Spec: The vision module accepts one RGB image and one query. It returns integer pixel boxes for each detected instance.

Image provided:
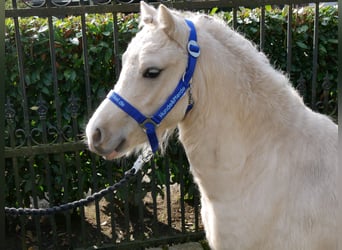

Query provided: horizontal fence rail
[3,0,338,249]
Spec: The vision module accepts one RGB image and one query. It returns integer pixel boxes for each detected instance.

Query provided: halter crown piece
[107,19,200,153]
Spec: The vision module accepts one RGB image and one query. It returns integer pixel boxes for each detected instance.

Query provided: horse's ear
[140,1,157,25]
[158,4,175,35]
[158,4,188,45]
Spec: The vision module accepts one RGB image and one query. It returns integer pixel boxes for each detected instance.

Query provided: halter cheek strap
[107,19,200,153]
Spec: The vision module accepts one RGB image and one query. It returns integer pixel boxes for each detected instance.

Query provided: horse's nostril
[92,128,102,146]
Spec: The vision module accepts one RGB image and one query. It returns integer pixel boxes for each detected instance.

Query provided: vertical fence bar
[47,15,72,245]
[165,157,172,227]
[106,161,117,242]
[30,162,42,249]
[6,102,27,248]
[69,95,87,246]
[113,13,122,79]
[5,99,27,250]
[178,155,186,233]
[259,5,265,51]
[136,170,144,240]
[232,7,238,30]
[122,160,130,241]
[0,1,5,247]
[80,14,93,117]
[311,2,319,110]
[286,4,293,76]
[80,12,104,244]
[194,186,200,232]
[105,13,121,243]
[80,11,103,240]
[12,0,42,246]
[150,159,159,238]
[339,1,341,125]
[37,98,58,248]
[321,73,332,114]
[92,155,102,238]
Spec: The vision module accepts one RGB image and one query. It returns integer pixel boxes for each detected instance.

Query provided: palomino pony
[86,2,338,249]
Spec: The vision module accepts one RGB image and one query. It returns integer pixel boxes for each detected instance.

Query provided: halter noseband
[107,19,200,153]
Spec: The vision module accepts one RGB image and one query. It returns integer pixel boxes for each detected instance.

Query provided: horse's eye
[143,67,161,78]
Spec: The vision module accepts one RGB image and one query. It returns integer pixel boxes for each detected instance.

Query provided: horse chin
[102,138,128,160]
[102,140,149,161]
[103,150,120,160]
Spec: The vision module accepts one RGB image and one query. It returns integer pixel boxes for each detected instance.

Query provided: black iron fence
[2,0,338,249]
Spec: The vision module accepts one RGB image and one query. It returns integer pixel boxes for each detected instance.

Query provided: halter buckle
[187,40,200,58]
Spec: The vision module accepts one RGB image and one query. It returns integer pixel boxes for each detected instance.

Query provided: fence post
[0,1,6,248]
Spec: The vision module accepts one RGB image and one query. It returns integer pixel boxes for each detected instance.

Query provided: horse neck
[178,19,302,174]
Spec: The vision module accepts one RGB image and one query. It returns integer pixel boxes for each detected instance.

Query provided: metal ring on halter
[139,118,159,132]
[187,40,200,58]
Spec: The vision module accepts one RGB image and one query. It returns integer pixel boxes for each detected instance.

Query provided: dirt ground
[83,183,204,244]
[5,184,204,249]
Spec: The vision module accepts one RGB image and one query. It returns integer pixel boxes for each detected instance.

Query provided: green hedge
[232,5,338,103]
[4,6,338,210]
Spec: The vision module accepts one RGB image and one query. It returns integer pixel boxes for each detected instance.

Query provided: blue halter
[107,19,200,153]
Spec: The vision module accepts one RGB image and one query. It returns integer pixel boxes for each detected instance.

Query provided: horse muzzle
[86,122,127,160]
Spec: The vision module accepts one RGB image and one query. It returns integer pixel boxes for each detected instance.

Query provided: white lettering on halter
[112,94,125,108]
[157,86,186,119]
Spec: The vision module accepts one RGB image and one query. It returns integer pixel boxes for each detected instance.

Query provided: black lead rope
[5,151,153,216]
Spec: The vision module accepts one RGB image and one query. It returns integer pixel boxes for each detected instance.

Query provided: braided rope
[5,151,153,216]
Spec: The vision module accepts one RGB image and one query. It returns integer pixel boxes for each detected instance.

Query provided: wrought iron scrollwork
[5,97,16,124]
[5,97,26,148]
[22,0,46,8]
[31,95,48,145]
[20,0,172,8]
[51,0,72,7]
[61,124,73,142]
[321,73,333,91]
[5,93,84,147]
[93,0,112,4]
[68,94,80,119]
[36,95,48,120]
[20,0,129,8]
[5,97,16,146]
[294,73,336,120]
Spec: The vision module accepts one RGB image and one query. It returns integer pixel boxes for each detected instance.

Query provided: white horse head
[86,2,195,159]
[86,3,337,249]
